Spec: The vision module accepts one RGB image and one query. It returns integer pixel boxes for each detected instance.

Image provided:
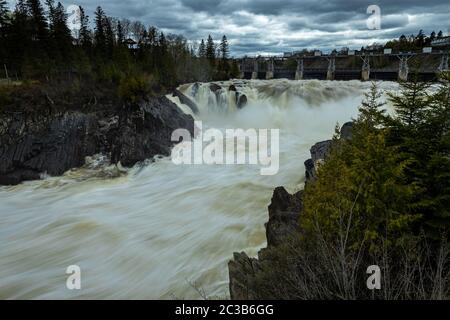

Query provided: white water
[0,79,398,299]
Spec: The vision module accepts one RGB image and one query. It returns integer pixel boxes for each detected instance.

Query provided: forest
[0,0,239,106]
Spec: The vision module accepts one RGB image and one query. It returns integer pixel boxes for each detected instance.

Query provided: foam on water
[0,79,399,299]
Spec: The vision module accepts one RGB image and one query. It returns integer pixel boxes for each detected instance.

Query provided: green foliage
[0,83,13,108]
[302,77,450,255]
[250,78,450,300]
[118,74,154,103]
[0,1,236,90]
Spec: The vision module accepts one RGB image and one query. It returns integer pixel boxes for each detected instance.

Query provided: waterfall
[0,79,399,299]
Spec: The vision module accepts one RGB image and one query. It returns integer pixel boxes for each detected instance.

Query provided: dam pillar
[398,55,411,82]
[295,59,304,80]
[438,53,449,73]
[238,62,244,79]
[326,57,335,80]
[361,55,370,81]
[251,59,259,79]
[266,58,274,79]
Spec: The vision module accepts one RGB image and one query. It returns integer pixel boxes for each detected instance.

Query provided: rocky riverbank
[228,122,353,300]
[0,95,194,185]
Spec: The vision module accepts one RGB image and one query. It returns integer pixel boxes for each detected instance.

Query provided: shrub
[118,74,155,103]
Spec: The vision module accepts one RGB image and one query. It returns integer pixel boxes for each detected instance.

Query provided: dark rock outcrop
[209,83,222,93]
[229,84,237,92]
[266,187,303,247]
[228,252,261,300]
[228,122,353,300]
[172,89,199,114]
[228,187,303,299]
[237,94,248,109]
[304,122,353,183]
[0,96,194,185]
[304,140,332,182]
[340,121,353,140]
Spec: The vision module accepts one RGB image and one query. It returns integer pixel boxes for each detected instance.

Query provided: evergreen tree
[430,31,436,41]
[206,35,215,61]
[357,82,387,129]
[219,35,229,61]
[26,0,49,43]
[198,39,206,58]
[388,79,430,128]
[94,6,106,52]
[104,16,115,57]
[78,6,91,49]
[51,2,73,58]
[0,0,9,29]
[117,20,124,45]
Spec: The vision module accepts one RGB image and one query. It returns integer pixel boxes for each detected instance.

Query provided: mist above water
[0,79,398,299]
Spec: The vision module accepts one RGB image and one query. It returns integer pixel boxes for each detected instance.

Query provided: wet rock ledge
[0,96,194,185]
[228,122,353,300]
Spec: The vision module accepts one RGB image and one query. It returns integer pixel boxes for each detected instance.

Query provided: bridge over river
[238,51,449,82]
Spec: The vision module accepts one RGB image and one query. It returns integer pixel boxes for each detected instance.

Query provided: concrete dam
[238,51,449,82]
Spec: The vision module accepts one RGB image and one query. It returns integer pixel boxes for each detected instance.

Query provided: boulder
[209,83,222,93]
[340,121,353,140]
[229,84,237,92]
[237,94,248,109]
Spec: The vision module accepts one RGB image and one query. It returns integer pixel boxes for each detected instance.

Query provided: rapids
[0,79,398,299]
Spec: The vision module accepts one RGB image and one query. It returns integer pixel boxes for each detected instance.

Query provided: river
[0,79,398,299]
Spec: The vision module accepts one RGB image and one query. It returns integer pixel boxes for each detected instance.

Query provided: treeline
[383,30,448,52]
[250,74,450,299]
[0,0,239,98]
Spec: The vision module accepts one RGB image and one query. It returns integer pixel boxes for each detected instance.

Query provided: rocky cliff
[228,122,352,300]
[0,96,194,185]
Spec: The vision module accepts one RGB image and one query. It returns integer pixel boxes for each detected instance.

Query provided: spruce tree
[26,0,48,43]
[117,20,124,45]
[357,82,387,129]
[388,79,430,128]
[78,6,91,49]
[94,6,106,53]
[206,35,215,61]
[219,35,229,61]
[52,2,73,58]
[104,16,115,57]
[0,0,8,29]
[198,39,206,58]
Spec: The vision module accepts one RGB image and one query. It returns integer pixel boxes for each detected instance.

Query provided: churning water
[0,79,398,299]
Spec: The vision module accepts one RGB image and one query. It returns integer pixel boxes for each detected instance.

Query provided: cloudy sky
[9,0,450,56]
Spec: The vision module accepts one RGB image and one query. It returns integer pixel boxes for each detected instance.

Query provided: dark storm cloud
[48,0,450,56]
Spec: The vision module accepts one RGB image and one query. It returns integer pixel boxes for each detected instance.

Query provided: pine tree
[117,20,124,45]
[26,0,48,43]
[430,31,436,41]
[206,35,215,61]
[219,35,229,61]
[198,39,206,58]
[51,2,73,58]
[94,6,106,52]
[357,82,387,129]
[104,16,115,57]
[0,0,9,29]
[78,6,91,49]
[388,79,430,128]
